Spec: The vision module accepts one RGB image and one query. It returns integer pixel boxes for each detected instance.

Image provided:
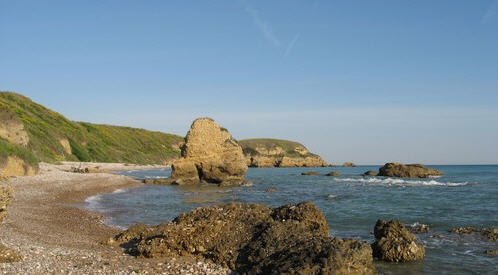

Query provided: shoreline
[0,163,230,274]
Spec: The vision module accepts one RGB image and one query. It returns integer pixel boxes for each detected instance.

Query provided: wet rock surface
[325,171,341,177]
[143,178,174,185]
[450,227,498,241]
[363,171,378,176]
[409,223,430,233]
[372,220,425,262]
[378,163,443,178]
[171,118,248,186]
[301,171,321,176]
[114,202,375,274]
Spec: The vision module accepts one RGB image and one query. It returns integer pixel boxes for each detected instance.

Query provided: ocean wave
[112,188,126,194]
[333,177,469,187]
[84,194,102,209]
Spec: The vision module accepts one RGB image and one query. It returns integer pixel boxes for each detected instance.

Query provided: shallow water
[86,165,498,274]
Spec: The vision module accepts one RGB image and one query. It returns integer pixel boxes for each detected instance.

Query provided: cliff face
[239,139,327,167]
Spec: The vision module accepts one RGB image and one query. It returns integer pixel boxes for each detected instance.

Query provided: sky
[1,0,497,165]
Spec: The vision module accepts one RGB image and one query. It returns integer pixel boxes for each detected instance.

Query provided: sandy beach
[0,163,230,274]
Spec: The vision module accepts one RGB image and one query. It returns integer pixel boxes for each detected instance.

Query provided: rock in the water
[343,162,356,167]
[450,226,498,241]
[325,171,341,177]
[143,178,175,185]
[363,171,378,176]
[301,171,321,176]
[485,250,498,255]
[265,187,277,193]
[372,220,425,262]
[114,202,375,274]
[409,223,430,233]
[170,118,248,186]
[378,163,443,178]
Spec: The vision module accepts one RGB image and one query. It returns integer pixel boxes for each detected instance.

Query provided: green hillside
[0,92,183,166]
[239,138,320,158]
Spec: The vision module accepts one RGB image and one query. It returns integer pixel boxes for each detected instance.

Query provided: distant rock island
[239,138,328,167]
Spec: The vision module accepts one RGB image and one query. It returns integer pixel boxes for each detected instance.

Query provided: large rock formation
[239,139,327,168]
[372,220,425,262]
[114,202,375,274]
[378,163,443,178]
[170,118,248,185]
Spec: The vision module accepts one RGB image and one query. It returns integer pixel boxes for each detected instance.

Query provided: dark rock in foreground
[372,220,425,262]
[114,202,375,274]
[378,163,443,178]
[301,171,321,176]
[450,227,498,241]
[325,171,341,177]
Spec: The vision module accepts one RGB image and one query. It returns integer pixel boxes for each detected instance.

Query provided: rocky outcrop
[170,118,247,186]
[0,156,37,178]
[0,182,13,223]
[378,163,443,178]
[301,171,321,176]
[372,220,425,262]
[343,162,356,167]
[114,202,375,274]
[240,139,327,168]
[325,171,341,177]
[450,227,498,241]
[363,171,378,176]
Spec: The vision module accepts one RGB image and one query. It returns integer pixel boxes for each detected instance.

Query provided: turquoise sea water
[85,166,498,274]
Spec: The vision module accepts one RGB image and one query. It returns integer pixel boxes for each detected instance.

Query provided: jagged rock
[170,118,247,186]
[0,182,13,223]
[409,223,430,233]
[378,163,443,178]
[240,139,328,168]
[143,178,175,185]
[301,171,321,176]
[343,162,356,167]
[114,202,375,274]
[485,250,498,255]
[372,220,425,262]
[450,227,498,241]
[325,171,341,177]
[0,243,21,263]
[363,171,378,176]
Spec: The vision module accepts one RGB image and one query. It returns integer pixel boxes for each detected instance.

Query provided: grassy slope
[0,92,183,165]
[239,138,320,158]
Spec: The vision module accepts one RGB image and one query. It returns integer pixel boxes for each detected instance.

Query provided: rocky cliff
[171,118,248,185]
[239,138,327,167]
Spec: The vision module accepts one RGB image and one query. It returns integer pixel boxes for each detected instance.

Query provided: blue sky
[1,0,497,164]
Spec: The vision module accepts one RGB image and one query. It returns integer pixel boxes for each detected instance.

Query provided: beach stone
[378,163,443,178]
[0,242,21,263]
[325,171,340,177]
[363,171,378,176]
[301,171,320,176]
[170,118,247,186]
[372,220,425,262]
[115,202,375,274]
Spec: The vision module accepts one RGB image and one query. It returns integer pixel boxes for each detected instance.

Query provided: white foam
[112,188,126,194]
[333,177,469,187]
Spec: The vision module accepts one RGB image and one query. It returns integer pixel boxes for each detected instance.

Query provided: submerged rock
[142,178,174,185]
[378,163,443,178]
[343,162,356,167]
[301,171,321,176]
[363,171,378,176]
[265,187,277,193]
[450,226,498,241]
[114,202,375,274]
[170,118,248,186]
[325,171,341,177]
[372,220,425,262]
[409,223,430,233]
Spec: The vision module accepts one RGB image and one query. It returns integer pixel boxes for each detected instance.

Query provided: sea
[85,165,498,274]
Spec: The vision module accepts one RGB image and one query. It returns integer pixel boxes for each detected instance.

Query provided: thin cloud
[284,33,300,57]
[481,0,498,23]
[244,4,281,47]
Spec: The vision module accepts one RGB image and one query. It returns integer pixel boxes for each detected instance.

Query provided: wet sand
[0,163,229,274]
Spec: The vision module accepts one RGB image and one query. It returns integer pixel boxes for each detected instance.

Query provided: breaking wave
[333,177,470,187]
